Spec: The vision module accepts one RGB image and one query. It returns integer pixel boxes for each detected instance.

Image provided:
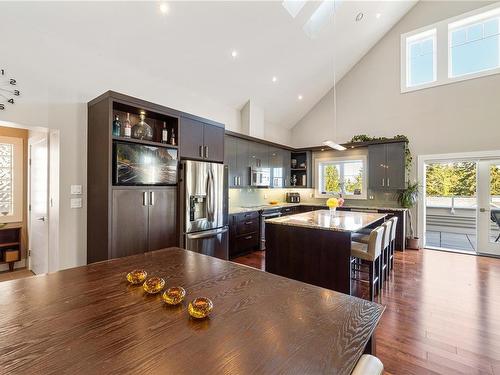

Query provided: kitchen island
[265,210,387,295]
[0,247,384,375]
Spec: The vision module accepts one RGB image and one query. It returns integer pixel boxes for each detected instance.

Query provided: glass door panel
[477,160,500,256]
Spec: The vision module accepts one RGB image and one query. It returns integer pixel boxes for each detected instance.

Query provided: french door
[477,160,500,256]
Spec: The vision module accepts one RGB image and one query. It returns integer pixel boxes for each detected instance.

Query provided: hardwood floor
[0,268,34,283]
[233,249,500,374]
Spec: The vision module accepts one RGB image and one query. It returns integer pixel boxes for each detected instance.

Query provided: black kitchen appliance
[286,192,301,203]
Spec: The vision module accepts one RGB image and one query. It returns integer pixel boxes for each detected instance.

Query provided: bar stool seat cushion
[351,354,384,375]
[352,233,370,244]
[351,242,375,261]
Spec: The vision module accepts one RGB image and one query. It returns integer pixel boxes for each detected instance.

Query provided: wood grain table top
[267,210,387,233]
[0,248,384,375]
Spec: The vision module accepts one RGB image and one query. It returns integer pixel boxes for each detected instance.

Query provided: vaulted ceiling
[0,1,417,129]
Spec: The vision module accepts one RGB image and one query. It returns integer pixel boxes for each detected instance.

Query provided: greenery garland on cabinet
[349,134,412,181]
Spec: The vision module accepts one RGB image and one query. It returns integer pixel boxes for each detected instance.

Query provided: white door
[477,159,500,256]
[29,138,49,275]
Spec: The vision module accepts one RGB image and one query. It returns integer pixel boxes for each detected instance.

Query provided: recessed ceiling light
[376,13,382,19]
[356,12,364,22]
[298,95,303,100]
[272,76,278,83]
[159,2,169,14]
[231,50,238,59]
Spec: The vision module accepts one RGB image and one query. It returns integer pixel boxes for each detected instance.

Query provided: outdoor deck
[425,197,500,252]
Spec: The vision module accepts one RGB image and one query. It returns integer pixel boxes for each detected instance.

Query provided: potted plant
[396,181,420,249]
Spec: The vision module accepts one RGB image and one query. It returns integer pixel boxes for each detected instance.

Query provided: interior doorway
[0,121,59,280]
[418,151,500,257]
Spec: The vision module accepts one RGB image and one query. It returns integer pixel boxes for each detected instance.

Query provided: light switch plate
[70,198,82,209]
[71,185,82,195]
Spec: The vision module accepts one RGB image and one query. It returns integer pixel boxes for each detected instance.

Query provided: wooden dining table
[0,248,384,375]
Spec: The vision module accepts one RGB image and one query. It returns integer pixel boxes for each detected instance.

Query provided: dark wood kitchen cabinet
[368,142,406,190]
[248,141,269,168]
[111,187,177,259]
[225,135,249,187]
[87,91,181,264]
[229,211,260,258]
[269,147,290,188]
[180,116,224,162]
[148,188,178,251]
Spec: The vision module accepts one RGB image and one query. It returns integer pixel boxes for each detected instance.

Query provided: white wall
[0,20,241,270]
[291,0,500,162]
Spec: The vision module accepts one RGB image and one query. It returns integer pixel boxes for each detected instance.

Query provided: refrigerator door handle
[187,227,228,240]
[206,168,215,222]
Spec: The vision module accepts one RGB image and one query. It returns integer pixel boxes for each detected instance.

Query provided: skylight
[303,0,337,39]
[282,0,307,19]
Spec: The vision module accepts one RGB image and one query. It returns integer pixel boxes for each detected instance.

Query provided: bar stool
[351,226,384,301]
[351,354,384,375]
[389,216,398,272]
[353,221,392,290]
[380,220,392,286]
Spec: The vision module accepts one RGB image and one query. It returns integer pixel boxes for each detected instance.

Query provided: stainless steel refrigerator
[180,160,229,260]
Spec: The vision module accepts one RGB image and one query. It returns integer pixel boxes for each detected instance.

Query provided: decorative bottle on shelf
[132,112,153,141]
[123,113,132,138]
[170,129,176,146]
[112,115,121,137]
[161,122,169,144]
[291,175,297,186]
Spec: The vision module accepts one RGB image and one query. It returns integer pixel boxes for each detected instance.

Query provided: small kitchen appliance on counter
[286,192,301,203]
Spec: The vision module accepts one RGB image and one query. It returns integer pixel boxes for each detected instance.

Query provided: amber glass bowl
[188,297,213,319]
[162,286,186,305]
[126,269,147,285]
[143,277,165,294]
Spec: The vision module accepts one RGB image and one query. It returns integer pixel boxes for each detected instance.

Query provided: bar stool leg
[369,260,375,302]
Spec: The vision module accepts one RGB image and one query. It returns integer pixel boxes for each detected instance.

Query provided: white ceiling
[0,1,417,130]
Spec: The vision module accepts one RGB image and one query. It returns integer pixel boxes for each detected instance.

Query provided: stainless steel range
[260,208,282,250]
[180,160,229,260]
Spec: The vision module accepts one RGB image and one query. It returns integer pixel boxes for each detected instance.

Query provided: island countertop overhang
[266,210,388,233]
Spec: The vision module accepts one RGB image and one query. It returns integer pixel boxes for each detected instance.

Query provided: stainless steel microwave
[250,167,270,187]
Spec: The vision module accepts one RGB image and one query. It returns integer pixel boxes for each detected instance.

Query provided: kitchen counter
[229,203,407,215]
[266,210,387,233]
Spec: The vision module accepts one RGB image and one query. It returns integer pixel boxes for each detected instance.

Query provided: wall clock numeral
[14,90,20,96]
[8,99,14,104]
[9,79,16,85]
[0,104,4,110]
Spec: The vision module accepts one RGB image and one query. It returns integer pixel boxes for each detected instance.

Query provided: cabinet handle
[142,191,148,206]
[387,178,390,187]
[204,146,209,159]
[382,178,385,187]
[237,176,241,186]
[149,191,155,206]
[244,235,253,240]
[234,176,238,186]
[199,145,203,158]
[244,221,253,225]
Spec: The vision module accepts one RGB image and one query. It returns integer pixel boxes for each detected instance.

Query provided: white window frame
[314,155,367,199]
[0,136,23,223]
[401,2,500,93]
[405,28,437,89]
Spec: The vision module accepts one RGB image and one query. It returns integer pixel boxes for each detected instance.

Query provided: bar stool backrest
[381,220,392,250]
[368,226,385,258]
[389,216,398,242]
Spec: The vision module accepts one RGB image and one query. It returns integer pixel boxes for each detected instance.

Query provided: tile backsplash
[229,188,401,208]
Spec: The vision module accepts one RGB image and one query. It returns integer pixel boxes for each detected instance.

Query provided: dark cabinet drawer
[236,219,259,235]
[236,211,259,221]
[235,232,259,252]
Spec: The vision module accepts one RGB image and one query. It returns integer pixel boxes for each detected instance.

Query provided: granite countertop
[265,210,387,232]
[228,203,407,215]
